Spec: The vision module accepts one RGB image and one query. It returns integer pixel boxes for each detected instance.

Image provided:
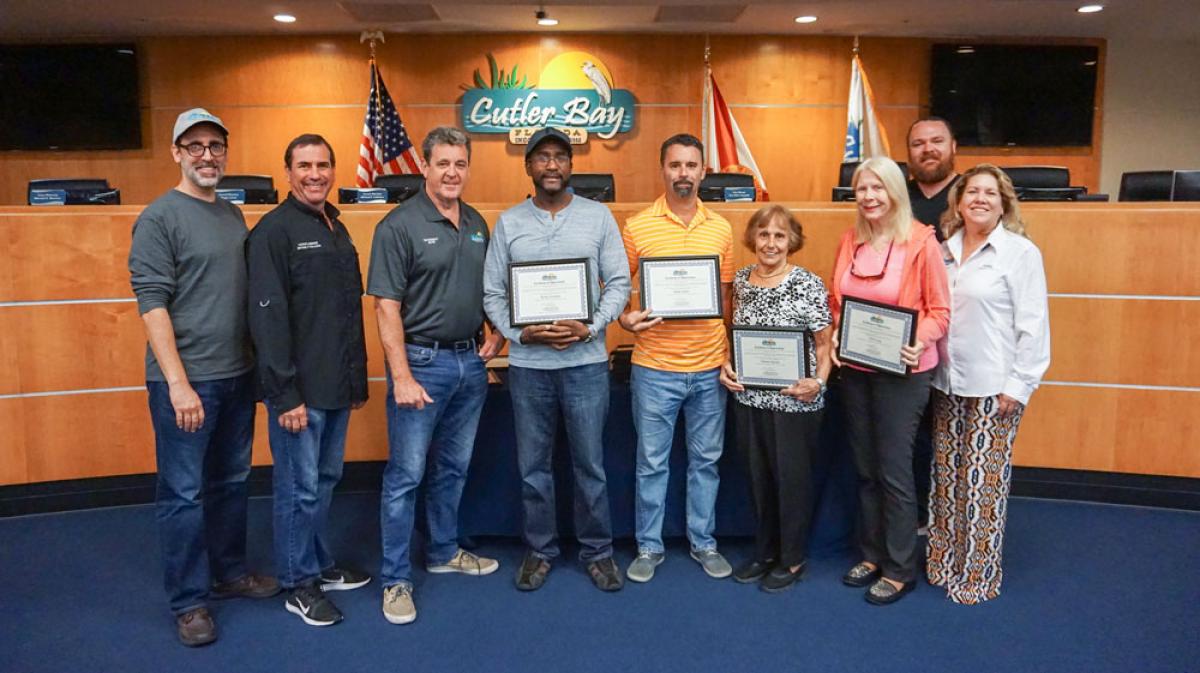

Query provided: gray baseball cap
[172,108,228,144]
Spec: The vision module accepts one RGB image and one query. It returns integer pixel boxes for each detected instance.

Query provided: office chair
[27,178,121,205]
[699,173,755,202]
[1118,171,1174,202]
[833,161,909,201]
[217,175,278,204]
[569,174,615,202]
[374,174,425,203]
[1170,170,1200,201]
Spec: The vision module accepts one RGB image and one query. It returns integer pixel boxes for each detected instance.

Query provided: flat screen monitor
[0,44,142,150]
[930,44,1098,147]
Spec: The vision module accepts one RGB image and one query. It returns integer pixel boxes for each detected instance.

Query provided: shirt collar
[285,193,340,223]
[946,221,1011,263]
[652,194,711,228]
[413,187,473,228]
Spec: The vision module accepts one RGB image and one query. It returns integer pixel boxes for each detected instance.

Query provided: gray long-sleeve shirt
[128,189,253,382]
[483,195,631,370]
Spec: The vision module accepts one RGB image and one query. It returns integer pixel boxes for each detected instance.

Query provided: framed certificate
[508,258,594,327]
[731,326,811,390]
[638,255,723,319]
[837,295,918,376]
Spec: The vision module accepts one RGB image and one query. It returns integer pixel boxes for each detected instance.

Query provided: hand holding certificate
[638,255,722,320]
[731,326,810,389]
[508,258,594,327]
[836,296,918,376]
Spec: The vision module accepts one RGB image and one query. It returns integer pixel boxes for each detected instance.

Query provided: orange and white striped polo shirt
[623,195,734,372]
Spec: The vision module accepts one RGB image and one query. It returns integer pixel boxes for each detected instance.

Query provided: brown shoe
[176,607,216,647]
[211,574,281,600]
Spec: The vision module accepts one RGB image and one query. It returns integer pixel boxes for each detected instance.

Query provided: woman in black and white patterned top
[719,204,833,593]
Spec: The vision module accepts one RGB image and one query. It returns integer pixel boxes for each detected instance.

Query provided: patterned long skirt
[926,390,1025,604]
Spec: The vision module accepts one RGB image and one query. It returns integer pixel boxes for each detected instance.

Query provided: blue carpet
[2,495,1197,673]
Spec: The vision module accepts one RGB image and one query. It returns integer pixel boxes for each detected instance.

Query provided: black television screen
[930,44,1098,147]
[0,44,142,151]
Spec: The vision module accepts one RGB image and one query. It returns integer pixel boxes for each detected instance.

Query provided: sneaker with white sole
[625,550,665,583]
[690,548,733,579]
[320,566,371,591]
[285,583,343,627]
[382,584,416,625]
[427,548,499,576]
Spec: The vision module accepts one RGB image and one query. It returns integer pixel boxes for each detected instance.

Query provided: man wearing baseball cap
[483,127,631,591]
[129,108,279,647]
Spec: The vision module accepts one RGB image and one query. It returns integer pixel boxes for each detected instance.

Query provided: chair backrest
[1000,166,1070,189]
[217,174,278,204]
[27,178,119,205]
[698,173,755,202]
[1170,170,1200,201]
[374,174,425,203]
[569,173,615,202]
[1119,171,1174,202]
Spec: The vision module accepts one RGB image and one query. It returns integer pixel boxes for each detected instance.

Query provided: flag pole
[853,35,860,56]
[360,30,386,182]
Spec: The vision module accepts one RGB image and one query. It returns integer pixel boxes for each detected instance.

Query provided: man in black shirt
[907,116,960,237]
[246,134,371,627]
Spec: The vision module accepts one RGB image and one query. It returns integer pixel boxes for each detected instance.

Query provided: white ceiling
[1,0,1196,41]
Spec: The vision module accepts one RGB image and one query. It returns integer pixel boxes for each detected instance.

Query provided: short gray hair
[421,126,472,163]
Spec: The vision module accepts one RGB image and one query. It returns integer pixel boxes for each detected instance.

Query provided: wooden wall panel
[1015,386,1200,478]
[0,401,28,485]
[19,392,157,483]
[0,303,144,395]
[0,33,1104,206]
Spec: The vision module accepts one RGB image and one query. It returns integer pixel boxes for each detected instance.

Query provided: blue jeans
[509,362,613,562]
[266,404,350,588]
[380,343,487,588]
[630,364,727,554]
[148,372,255,615]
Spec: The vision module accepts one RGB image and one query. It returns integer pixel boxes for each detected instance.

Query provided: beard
[672,180,695,198]
[911,152,954,184]
[182,161,223,189]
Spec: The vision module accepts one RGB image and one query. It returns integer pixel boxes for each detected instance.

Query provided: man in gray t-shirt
[128,108,279,647]
[482,128,631,592]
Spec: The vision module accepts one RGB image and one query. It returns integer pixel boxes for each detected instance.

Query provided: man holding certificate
[483,128,631,592]
[828,157,950,605]
[619,134,736,583]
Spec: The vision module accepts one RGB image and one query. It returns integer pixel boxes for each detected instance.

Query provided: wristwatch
[815,376,827,395]
[583,328,596,344]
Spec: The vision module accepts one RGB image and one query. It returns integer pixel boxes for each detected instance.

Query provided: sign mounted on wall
[461,51,636,143]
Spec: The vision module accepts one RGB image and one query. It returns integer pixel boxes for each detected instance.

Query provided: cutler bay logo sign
[461,52,635,143]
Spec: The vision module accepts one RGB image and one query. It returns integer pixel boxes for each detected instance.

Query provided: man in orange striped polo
[620,134,735,582]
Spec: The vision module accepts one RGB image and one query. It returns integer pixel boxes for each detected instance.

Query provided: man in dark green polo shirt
[367,126,505,625]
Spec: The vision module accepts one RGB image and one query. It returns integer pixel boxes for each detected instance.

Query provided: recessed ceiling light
[536,9,558,26]
[1077,4,1104,13]
[273,14,296,23]
[794,15,818,24]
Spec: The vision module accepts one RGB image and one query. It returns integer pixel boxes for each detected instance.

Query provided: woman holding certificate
[829,157,950,605]
[926,164,1050,604]
[719,204,833,593]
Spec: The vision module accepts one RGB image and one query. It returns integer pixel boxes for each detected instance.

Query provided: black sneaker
[320,567,371,591]
[285,583,344,627]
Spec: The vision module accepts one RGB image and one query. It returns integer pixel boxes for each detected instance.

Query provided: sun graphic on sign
[539,51,615,102]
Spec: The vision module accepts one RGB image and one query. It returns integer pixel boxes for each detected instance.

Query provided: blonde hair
[851,157,914,243]
[940,163,1028,240]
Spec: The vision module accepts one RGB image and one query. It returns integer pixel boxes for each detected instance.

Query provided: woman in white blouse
[926,163,1051,604]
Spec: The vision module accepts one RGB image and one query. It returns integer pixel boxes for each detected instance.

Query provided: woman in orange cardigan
[828,157,950,605]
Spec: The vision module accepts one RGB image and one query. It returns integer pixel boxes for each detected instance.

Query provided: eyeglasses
[529,151,569,166]
[849,241,894,279]
[177,141,227,157]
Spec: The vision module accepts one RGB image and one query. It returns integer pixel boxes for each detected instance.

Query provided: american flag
[356,61,424,187]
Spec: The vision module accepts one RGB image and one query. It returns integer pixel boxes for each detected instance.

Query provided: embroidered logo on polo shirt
[423,237,439,245]
[296,241,322,250]
[470,231,485,243]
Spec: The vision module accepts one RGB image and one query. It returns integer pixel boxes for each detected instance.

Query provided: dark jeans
[509,362,614,562]
[148,372,255,615]
[838,367,932,583]
[266,404,350,588]
[380,343,487,588]
[734,403,823,568]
